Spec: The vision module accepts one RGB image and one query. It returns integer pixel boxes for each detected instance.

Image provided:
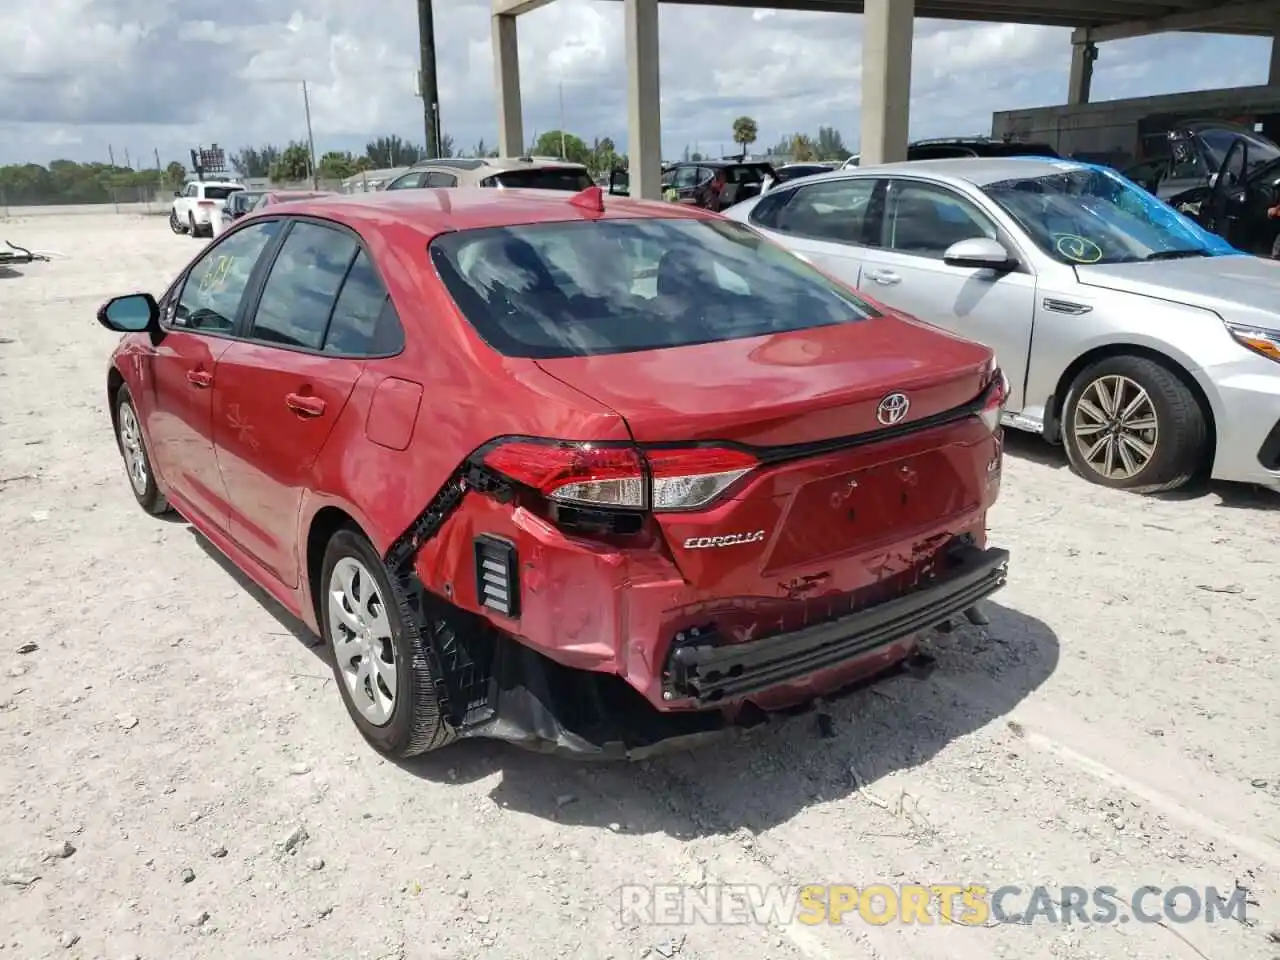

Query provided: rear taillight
[480,441,757,512]
[979,368,1008,433]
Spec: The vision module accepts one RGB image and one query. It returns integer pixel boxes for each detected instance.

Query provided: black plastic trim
[664,544,1009,705]
[1258,417,1280,471]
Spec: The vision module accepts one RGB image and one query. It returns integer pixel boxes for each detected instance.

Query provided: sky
[0,0,1275,168]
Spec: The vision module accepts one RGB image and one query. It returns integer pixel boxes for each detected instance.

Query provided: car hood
[1074,255,1280,327]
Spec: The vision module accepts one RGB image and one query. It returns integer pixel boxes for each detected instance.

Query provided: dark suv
[841,137,1060,167]
[1122,120,1280,201]
[616,159,777,211]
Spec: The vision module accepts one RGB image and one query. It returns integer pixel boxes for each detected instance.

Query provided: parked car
[170,179,244,237]
[725,157,1280,495]
[226,190,266,221]
[250,190,334,212]
[840,138,1061,169]
[1122,120,1280,203]
[382,156,593,192]
[643,159,777,211]
[95,185,1010,760]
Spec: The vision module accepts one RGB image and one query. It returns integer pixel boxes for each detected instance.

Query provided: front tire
[169,209,185,234]
[114,386,170,515]
[320,529,454,758]
[1062,355,1208,493]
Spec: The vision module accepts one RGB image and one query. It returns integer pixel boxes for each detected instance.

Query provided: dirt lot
[1,212,1278,960]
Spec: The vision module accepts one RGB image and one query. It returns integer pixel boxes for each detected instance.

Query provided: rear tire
[188,213,201,239]
[114,386,170,515]
[1062,354,1208,493]
[320,529,455,758]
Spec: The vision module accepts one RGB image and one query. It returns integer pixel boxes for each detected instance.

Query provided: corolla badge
[683,530,766,550]
[876,392,910,426]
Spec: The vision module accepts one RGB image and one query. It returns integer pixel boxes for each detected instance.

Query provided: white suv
[169,180,244,238]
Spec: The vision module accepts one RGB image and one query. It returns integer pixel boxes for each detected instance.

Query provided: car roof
[408,156,587,173]
[779,156,1079,188]
[247,186,716,239]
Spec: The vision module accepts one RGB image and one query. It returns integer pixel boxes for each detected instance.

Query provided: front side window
[249,222,358,350]
[429,217,880,359]
[385,172,425,190]
[983,164,1237,265]
[172,221,282,333]
[884,180,997,257]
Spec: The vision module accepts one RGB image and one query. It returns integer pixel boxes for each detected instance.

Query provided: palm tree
[732,116,758,160]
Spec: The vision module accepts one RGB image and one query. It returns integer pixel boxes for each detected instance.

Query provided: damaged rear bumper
[663,543,1010,706]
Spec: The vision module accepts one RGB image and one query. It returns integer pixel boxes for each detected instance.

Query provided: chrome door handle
[866,269,900,285]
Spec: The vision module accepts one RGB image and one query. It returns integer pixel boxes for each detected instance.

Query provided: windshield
[429,218,880,358]
[486,168,593,191]
[1199,128,1280,173]
[982,164,1237,265]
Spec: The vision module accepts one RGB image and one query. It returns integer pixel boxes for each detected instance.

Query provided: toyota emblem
[876,392,910,426]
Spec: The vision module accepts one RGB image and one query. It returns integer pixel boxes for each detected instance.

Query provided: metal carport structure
[488,0,1280,199]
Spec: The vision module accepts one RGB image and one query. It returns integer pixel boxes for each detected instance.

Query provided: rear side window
[485,168,593,191]
[323,250,405,355]
[768,178,877,244]
[250,222,359,350]
[429,217,879,359]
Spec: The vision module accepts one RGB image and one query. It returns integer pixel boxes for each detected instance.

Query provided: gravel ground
[1,213,1277,960]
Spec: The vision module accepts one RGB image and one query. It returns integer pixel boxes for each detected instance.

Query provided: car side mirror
[98,293,159,334]
[943,237,1016,271]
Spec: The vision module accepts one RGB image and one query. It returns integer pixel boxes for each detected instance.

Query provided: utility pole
[417,0,441,158]
[302,80,318,188]
[108,144,115,166]
[559,82,567,159]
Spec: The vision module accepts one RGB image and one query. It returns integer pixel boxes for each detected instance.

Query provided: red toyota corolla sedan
[97,185,1010,760]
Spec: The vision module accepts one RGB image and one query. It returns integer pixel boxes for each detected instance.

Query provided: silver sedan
[724,157,1280,495]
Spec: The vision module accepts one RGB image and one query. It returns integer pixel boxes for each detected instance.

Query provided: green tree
[165,161,187,185]
[270,142,312,182]
[0,159,170,206]
[732,116,758,158]
[531,130,591,166]
[318,151,357,180]
[231,145,281,179]
[365,135,423,168]
[815,126,850,161]
[790,134,816,162]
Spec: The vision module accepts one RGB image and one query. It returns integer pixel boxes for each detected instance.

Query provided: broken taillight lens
[481,441,757,512]
[978,368,1008,433]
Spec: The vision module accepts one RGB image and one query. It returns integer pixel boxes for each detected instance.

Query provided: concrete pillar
[1068,40,1097,106]
[1270,32,1280,85]
[492,14,524,156]
[859,0,913,165]
[624,0,663,200]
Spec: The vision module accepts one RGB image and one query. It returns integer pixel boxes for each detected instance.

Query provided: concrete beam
[859,0,913,165]
[492,14,524,156]
[490,0,556,15]
[1071,0,1280,44]
[1067,40,1096,106]
[624,0,663,200]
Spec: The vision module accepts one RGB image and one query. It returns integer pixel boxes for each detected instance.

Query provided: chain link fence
[1,178,350,220]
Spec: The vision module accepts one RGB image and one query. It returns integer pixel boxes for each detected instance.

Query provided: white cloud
[0,0,1274,165]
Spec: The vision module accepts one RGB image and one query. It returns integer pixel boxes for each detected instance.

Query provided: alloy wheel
[117,402,149,495]
[1071,374,1159,482]
[327,557,397,727]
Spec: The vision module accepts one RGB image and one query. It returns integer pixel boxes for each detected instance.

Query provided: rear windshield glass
[429,217,880,358]
[203,186,243,200]
[984,142,1060,158]
[486,168,594,191]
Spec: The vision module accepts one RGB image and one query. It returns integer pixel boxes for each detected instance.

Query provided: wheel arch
[304,504,368,631]
[106,366,125,436]
[1047,342,1218,471]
